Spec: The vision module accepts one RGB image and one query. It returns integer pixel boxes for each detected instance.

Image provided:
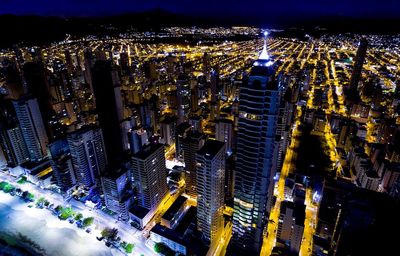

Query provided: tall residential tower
[231,36,284,253]
[67,126,107,188]
[196,140,226,246]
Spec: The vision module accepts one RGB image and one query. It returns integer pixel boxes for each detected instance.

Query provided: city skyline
[1,3,400,256]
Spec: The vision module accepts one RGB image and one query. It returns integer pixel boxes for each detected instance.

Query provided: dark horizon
[0,0,399,19]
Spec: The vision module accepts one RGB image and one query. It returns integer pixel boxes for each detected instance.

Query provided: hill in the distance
[0,9,399,48]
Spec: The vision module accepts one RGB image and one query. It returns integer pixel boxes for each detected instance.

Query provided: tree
[36,197,45,206]
[82,217,94,228]
[101,227,118,240]
[123,243,134,253]
[27,193,34,202]
[59,207,74,220]
[55,205,63,212]
[3,183,15,193]
[74,212,83,221]
[0,181,9,190]
[21,190,29,199]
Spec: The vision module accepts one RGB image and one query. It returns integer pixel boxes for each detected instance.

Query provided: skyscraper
[0,98,29,166]
[67,126,107,188]
[101,168,132,221]
[215,119,234,154]
[175,122,192,160]
[182,131,205,198]
[12,96,48,162]
[92,60,124,167]
[231,37,284,253]
[277,201,305,253]
[176,73,191,124]
[48,139,76,192]
[23,62,57,138]
[196,139,226,246]
[128,127,148,154]
[210,69,219,103]
[159,115,177,146]
[350,39,368,91]
[131,143,168,211]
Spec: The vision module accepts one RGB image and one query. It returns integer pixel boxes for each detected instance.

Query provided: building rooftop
[160,114,177,124]
[129,205,150,219]
[176,122,192,135]
[187,131,204,141]
[132,143,163,160]
[162,195,187,222]
[151,224,186,246]
[294,204,306,226]
[280,200,295,215]
[21,159,51,176]
[67,124,100,137]
[365,170,379,179]
[103,167,128,180]
[175,206,197,235]
[197,139,225,158]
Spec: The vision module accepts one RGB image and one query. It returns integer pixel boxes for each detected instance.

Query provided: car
[76,220,83,228]
[86,228,92,233]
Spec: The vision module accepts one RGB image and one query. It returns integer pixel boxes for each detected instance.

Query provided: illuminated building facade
[13,96,49,162]
[67,126,107,188]
[131,143,168,211]
[196,139,226,245]
[231,36,284,253]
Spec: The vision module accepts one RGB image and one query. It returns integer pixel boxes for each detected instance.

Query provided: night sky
[0,0,399,18]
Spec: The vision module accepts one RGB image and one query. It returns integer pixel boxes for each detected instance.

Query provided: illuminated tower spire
[258,31,270,60]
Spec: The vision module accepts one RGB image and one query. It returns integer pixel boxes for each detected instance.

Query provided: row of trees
[0,180,94,229]
[1,179,135,254]
[101,227,135,254]
[53,205,94,227]
[0,181,35,202]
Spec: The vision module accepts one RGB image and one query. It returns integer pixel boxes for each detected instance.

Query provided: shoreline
[0,192,119,256]
[0,232,45,256]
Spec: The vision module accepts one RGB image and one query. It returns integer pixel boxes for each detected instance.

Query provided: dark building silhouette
[92,60,124,167]
[23,62,55,138]
[349,39,368,91]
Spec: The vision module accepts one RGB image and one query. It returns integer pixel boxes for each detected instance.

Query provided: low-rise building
[161,195,188,229]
